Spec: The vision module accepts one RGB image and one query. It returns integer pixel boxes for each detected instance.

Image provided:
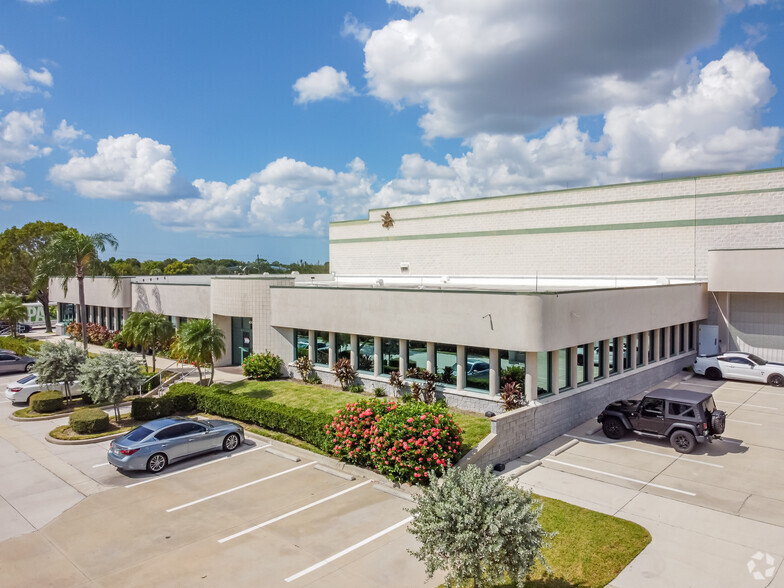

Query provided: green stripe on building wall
[329,214,784,245]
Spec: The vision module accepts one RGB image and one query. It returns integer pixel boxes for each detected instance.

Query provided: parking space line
[218,479,373,544]
[719,400,777,410]
[284,516,413,583]
[543,458,697,496]
[167,461,317,512]
[92,462,111,468]
[563,434,723,468]
[125,445,269,488]
[730,419,762,426]
[755,390,784,396]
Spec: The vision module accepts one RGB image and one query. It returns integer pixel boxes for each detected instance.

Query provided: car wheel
[223,433,240,452]
[602,417,625,440]
[767,373,784,387]
[670,430,696,454]
[705,367,721,381]
[24,362,34,373]
[147,453,167,473]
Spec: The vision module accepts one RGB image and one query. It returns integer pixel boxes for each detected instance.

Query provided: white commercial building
[50,167,784,464]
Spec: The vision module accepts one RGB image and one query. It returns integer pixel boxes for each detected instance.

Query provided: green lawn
[225,379,491,455]
[525,495,651,588]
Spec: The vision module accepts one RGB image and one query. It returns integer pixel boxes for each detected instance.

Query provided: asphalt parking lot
[0,371,435,587]
[508,372,784,587]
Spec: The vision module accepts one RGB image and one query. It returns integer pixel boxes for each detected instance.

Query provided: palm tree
[177,319,225,385]
[35,229,119,351]
[121,311,175,372]
[0,294,28,338]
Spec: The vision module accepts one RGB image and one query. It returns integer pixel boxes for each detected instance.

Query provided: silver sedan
[107,417,245,473]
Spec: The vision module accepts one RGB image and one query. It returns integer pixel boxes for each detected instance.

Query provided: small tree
[122,311,174,372]
[79,352,145,422]
[177,318,225,385]
[408,465,551,587]
[332,357,357,390]
[294,355,314,381]
[34,341,87,404]
[0,294,28,337]
[388,370,404,396]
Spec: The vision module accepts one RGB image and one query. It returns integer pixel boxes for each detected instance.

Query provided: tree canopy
[121,311,175,371]
[177,319,225,385]
[34,341,88,404]
[0,294,28,337]
[80,352,145,421]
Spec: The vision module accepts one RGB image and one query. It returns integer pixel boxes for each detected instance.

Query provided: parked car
[449,360,491,380]
[0,350,35,374]
[4,373,81,403]
[597,388,726,453]
[0,321,32,334]
[693,351,784,386]
[107,417,245,473]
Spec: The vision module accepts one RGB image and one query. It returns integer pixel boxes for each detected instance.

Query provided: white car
[4,373,82,403]
[693,352,784,387]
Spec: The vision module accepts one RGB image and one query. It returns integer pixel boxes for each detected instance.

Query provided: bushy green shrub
[0,336,41,356]
[293,355,314,381]
[131,396,175,421]
[243,351,284,381]
[501,365,526,389]
[370,401,462,485]
[324,399,395,466]
[165,383,332,449]
[69,408,110,434]
[30,390,64,413]
[332,357,357,390]
[348,384,364,394]
[374,387,386,397]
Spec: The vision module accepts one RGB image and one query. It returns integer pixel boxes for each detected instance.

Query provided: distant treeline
[102,257,329,276]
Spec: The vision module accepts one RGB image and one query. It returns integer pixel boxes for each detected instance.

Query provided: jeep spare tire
[602,416,625,440]
[711,410,726,435]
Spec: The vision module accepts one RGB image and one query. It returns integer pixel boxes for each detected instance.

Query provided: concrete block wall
[330,168,784,278]
[467,354,696,468]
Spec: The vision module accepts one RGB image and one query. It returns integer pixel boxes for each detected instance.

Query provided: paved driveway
[506,372,784,587]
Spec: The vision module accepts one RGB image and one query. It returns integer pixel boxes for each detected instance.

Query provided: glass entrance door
[231,317,253,366]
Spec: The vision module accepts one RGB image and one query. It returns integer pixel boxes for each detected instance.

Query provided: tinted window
[125,426,153,442]
[180,422,206,435]
[668,402,695,418]
[18,374,37,384]
[0,354,15,361]
[641,398,664,417]
[748,354,767,365]
[155,424,190,440]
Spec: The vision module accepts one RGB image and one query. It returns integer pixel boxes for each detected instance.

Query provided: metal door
[698,325,719,356]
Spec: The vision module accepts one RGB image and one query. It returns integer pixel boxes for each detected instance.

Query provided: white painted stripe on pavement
[125,445,269,488]
[563,434,723,468]
[284,516,413,583]
[730,419,762,426]
[719,400,777,410]
[92,462,111,468]
[167,461,317,512]
[218,480,373,544]
[543,458,697,496]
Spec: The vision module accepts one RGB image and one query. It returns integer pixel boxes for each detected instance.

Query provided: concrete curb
[502,460,542,480]
[8,401,133,422]
[314,464,355,481]
[265,447,301,462]
[45,431,127,445]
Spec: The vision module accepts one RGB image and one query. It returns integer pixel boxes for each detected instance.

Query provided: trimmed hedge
[70,408,110,434]
[30,390,64,413]
[165,383,332,450]
[131,397,174,421]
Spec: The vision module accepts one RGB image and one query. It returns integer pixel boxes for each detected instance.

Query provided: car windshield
[748,353,767,365]
[703,397,716,413]
[17,374,36,384]
[124,426,153,442]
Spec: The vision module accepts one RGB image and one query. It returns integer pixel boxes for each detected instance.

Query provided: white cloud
[135,156,375,236]
[293,66,356,104]
[48,133,196,201]
[52,119,89,144]
[0,45,52,94]
[0,165,42,202]
[342,13,371,43]
[363,0,729,139]
[372,50,782,207]
[0,109,48,163]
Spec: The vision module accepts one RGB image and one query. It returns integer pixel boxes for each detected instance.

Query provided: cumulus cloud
[52,119,89,144]
[135,156,375,236]
[342,13,371,43]
[48,133,196,201]
[293,66,356,104]
[0,45,52,94]
[363,0,728,139]
[371,49,782,207]
[0,165,43,202]
[0,109,49,201]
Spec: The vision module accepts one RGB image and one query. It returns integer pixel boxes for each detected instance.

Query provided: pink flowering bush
[325,399,396,466]
[369,401,462,486]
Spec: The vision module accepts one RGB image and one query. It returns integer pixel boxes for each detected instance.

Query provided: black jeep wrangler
[597,389,726,454]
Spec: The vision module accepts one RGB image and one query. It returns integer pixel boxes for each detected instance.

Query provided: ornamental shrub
[408,464,550,588]
[332,357,357,390]
[70,408,110,434]
[66,322,114,345]
[243,351,284,381]
[293,355,314,381]
[324,399,396,466]
[131,396,175,421]
[30,390,64,413]
[369,401,462,485]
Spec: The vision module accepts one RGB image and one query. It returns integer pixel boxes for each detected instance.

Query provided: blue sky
[1,1,782,263]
